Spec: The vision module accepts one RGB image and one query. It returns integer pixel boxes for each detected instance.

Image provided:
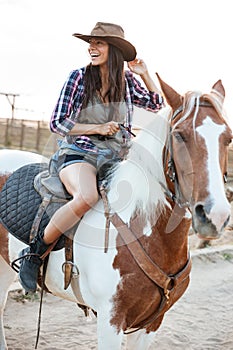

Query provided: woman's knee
[72,191,99,212]
[60,162,97,197]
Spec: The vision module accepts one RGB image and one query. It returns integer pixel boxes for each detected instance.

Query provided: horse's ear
[156,73,182,110]
[212,79,225,99]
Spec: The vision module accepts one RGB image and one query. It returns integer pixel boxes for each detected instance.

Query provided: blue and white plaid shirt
[50,67,164,151]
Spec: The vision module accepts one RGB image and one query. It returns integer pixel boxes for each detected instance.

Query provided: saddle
[0,159,78,291]
[33,166,75,290]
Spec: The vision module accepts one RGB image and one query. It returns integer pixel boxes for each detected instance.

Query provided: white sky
[0,0,232,128]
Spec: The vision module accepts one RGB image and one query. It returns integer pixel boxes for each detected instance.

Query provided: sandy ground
[3,203,233,349]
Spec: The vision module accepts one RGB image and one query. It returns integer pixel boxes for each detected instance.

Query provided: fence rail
[0,117,233,179]
[0,118,59,157]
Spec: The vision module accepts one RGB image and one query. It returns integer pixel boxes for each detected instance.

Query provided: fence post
[5,118,10,146]
[20,119,25,149]
[36,120,40,151]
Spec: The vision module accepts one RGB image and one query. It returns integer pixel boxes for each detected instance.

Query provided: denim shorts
[56,142,122,182]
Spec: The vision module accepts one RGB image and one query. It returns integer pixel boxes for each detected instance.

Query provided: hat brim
[73,33,137,62]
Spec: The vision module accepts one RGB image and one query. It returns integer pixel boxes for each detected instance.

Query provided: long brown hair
[82,45,125,120]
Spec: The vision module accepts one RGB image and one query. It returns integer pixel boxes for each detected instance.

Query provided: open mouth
[90,53,100,58]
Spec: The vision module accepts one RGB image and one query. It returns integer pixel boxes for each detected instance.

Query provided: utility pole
[0,92,20,119]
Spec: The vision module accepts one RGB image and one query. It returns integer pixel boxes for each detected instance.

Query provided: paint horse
[0,75,232,350]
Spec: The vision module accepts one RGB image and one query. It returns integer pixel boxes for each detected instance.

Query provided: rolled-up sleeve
[50,69,84,136]
[125,71,164,112]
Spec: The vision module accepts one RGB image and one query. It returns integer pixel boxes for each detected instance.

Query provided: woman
[18,22,164,293]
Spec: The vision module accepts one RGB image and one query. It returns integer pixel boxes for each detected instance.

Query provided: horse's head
[157,74,233,239]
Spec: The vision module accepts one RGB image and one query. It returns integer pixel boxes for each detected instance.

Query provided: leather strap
[110,213,191,295]
[64,230,75,290]
[100,186,192,295]
[100,186,172,292]
[99,183,111,253]
[30,195,52,242]
[63,228,75,290]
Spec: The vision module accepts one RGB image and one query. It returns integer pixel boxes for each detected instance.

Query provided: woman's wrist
[140,70,150,80]
[68,123,101,135]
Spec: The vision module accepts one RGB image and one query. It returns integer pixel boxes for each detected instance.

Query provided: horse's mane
[173,88,227,129]
[108,107,171,225]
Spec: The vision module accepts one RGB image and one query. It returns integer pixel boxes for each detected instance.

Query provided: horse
[0,75,232,350]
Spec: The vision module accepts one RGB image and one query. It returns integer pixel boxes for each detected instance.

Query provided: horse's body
[0,149,48,173]
[0,77,232,350]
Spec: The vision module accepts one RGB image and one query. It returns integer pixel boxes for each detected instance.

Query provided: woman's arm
[50,69,85,136]
[127,59,162,95]
[68,121,119,136]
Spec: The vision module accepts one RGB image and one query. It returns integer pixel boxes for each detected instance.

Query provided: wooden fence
[0,117,233,180]
[0,118,60,157]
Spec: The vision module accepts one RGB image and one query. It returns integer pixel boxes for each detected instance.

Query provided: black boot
[18,235,50,293]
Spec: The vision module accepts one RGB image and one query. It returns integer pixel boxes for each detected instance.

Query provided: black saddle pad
[0,162,65,250]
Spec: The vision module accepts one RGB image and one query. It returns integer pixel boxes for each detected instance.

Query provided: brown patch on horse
[0,224,9,264]
[0,172,11,191]
[111,206,191,333]
[0,172,11,264]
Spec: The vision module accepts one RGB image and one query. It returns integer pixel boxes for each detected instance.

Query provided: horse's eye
[224,137,232,146]
[173,132,186,143]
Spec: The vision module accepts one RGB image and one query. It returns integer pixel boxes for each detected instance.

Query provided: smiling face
[88,38,109,67]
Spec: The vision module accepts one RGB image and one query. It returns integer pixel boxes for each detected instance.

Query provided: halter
[163,101,213,208]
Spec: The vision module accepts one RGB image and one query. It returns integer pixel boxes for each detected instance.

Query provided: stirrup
[11,253,40,273]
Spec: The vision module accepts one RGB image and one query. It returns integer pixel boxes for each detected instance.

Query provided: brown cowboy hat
[73,22,137,62]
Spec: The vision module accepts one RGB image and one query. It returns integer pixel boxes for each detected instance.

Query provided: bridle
[161,100,222,209]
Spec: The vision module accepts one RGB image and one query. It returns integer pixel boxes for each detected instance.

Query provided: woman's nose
[89,41,97,49]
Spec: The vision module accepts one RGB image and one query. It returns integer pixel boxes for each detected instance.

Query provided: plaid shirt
[50,67,164,150]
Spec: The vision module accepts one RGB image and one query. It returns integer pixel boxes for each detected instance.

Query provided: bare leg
[43,162,99,244]
[18,162,99,293]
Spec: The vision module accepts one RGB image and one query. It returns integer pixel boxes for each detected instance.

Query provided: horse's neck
[108,110,170,224]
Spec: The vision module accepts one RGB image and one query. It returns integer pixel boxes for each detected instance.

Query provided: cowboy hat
[73,22,137,62]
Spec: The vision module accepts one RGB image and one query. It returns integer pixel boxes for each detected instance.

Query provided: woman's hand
[97,121,119,136]
[127,58,148,76]
[128,58,162,95]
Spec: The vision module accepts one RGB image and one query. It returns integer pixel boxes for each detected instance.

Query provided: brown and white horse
[0,76,232,350]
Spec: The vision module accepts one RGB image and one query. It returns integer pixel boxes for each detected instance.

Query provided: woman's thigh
[59,162,98,199]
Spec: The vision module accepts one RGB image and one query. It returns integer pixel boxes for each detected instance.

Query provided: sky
[1,0,233,128]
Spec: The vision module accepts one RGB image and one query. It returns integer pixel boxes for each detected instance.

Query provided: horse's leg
[0,256,16,350]
[125,329,155,350]
[97,307,124,350]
